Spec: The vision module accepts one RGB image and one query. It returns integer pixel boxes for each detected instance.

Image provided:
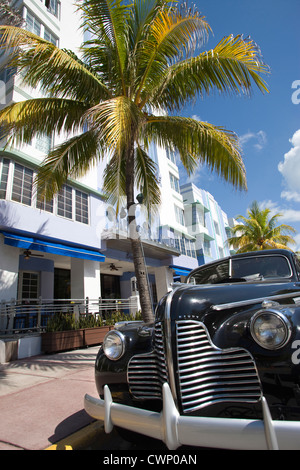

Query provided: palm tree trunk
[125,144,155,324]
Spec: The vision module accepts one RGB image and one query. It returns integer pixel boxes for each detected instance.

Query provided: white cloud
[259,199,300,223]
[239,130,267,150]
[278,129,300,194]
[281,190,300,203]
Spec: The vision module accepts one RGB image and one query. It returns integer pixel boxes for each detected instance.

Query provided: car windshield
[187,255,292,285]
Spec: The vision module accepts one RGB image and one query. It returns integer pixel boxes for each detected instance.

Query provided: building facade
[0,1,234,334]
[181,183,233,266]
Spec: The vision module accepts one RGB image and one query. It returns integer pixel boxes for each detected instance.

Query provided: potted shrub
[41,311,142,353]
[41,312,85,353]
[82,311,142,347]
[79,314,114,347]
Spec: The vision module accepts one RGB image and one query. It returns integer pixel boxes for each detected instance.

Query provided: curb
[45,420,104,450]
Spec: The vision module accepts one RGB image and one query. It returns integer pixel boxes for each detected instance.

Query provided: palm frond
[35,130,102,200]
[145,115,246,190]
[0,98,89,146]
[77,0,130,93]
[85,96,145,153]
[102,150,126,213]
[0,25,110,102]
[0,0,24,27]
[135,144,161,212]
[152,34,269,111]
[135,4,210,106]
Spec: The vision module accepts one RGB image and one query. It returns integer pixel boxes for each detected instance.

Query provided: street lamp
[136,193,144,204]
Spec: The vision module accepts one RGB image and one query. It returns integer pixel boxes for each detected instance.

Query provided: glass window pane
[57,185,73,219]
[25,11,41,36]
[0,158,10,199]
[75,190,89,224]
[12,164,33,206]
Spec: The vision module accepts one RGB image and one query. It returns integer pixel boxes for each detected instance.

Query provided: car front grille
[127,322,168,399]
[128,320,262,412]
[176,320,262,412]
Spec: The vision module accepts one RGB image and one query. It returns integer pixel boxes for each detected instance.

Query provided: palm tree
[227,201,296,253]
[0,0,269,323]
[0,1,24,27]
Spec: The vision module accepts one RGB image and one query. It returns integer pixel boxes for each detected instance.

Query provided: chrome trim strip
[229,257,232,278]
[164,288,180,405]
[212,291,300,311]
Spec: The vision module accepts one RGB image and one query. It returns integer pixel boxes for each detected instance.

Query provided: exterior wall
[0,236,19,302]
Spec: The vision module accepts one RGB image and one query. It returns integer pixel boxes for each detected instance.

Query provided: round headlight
[103,330,125,360]
[250,310,291,350]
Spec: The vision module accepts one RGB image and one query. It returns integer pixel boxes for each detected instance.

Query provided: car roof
[187,249,294,278]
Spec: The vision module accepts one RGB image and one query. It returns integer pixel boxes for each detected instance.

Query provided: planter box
[41,326,113,353]
[84,326,113,346]
[42,329,84,354]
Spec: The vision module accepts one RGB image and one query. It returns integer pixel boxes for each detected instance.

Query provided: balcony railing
[0,296,139,335]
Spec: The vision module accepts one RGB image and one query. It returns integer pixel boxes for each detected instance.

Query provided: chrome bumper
[84,383,300,450]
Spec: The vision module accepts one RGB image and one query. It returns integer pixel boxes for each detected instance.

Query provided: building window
[75,189,89,224]
[173,233,180,252]
[0,158,10,199]
[169,173,180,193]
[57,185,72,219]
[0,66,17,84]
[185,239,195,258]
[180,237,186,255]
[192,204,197,227]
[36,190,53,213]
[190,240,196,258]
[44,27,58,46]
[11,163,33,206]
[174,205,185,226]
[204,239,211,257]
[166,148,177,164]
[42,0,60,19]
[35,134,52,154]
[19,272,39,300]
[172,233,196,258]
[25,10,41,36]
[1,158,90,223]
[214,220,220,235]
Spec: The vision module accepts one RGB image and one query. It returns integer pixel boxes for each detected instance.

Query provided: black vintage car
[84,249,300,450]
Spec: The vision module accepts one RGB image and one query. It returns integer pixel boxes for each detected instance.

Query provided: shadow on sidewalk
[48,409,94,446]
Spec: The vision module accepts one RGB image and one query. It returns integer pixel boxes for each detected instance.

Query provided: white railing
[0,296,139,335]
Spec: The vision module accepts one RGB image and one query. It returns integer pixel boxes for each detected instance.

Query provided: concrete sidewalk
[0,346,102,450]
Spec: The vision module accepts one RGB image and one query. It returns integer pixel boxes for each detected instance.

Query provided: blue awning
[170,265,192,276]
[1,231,105,262]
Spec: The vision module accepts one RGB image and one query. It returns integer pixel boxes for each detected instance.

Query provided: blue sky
[178,0,300,248]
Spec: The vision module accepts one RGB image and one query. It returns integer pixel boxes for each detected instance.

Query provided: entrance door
[100,274,121,299]
[54,268,71,299]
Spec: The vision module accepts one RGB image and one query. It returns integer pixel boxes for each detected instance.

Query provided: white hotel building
[0,1,234,351]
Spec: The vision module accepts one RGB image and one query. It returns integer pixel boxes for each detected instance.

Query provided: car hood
[165,281,300,322]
